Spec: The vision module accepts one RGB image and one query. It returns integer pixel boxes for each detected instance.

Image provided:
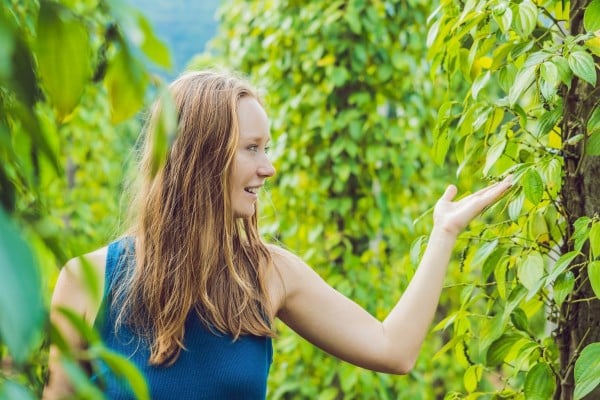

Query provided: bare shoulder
[265,243,315,317]
[52,246,109,324]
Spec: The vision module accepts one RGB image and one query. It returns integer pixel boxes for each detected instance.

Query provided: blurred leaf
[590,222,600,259]
[546,250,579,284]
[515,0,537,38]
[137,12,172,69]
[0,381,36,400]
[105,44,148,123]
[574,342,600,400]
[36,1,91,120]
[583,0,600,33]
[0,208,45,364]
[150,86,177,176]
[91,345,150,400]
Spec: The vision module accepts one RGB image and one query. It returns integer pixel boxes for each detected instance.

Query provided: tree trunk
[556,1,600,399]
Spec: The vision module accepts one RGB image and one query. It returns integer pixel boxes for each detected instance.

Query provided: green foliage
[428,0,600,397]
[0,0,170,396]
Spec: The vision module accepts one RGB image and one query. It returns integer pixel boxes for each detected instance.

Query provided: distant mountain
[127,0,221,77]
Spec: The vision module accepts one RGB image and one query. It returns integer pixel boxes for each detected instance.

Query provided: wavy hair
[115,71,274,366]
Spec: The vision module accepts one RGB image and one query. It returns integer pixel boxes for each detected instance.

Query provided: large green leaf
[0,209,45,364]
[590,222,600,259]
[104,44,148,123]
[554,271,575,306]
[583,0,600,33]
[574,343,600,399]
[546,250,579,284]
[568,50,597,86]
[524,362,555,400]
[36,1,91,120]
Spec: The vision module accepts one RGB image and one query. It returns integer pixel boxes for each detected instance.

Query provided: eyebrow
[242,135,271,142]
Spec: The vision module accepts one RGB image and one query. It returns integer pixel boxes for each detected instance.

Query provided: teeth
[246,187,259,194]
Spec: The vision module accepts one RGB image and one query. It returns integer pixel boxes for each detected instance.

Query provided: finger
[441,184,458,201]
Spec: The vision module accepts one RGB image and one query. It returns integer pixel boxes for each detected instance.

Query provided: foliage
[428,0,600,398]
[0,0,170,396]
[196,0,513,398]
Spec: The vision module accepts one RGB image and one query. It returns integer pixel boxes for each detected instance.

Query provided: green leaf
[574,342,600,400]
[149,87,177,176]
[524,363,555,400]
[518,251,545,297]
[91,346,150,400]
[583,0,600,33]
[464,364,483,393]
[553,56,573,87]
[483,138,506,175]
[0,381,36,400]
[508,190,524,220]
[523,168,543,205]
[0,209,45,364]
[509,65,536,106]
[515,0,538,37]
[588,261,600,299]
[586,132,600,156]
[486,333,522,367]
[574,217,592,252]
[568,50,597,86]
[537,105,562,137]
[105,44,148,123]
[588,106,600,133]
[137,13,172,69]
[547,250,579,284]
[472,239,499,268]
[590,222,600,259]
[554,271,575,306]
[36,2,91,120]
[510,307,529,332]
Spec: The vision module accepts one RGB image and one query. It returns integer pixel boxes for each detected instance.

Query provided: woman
[44,71,512,399]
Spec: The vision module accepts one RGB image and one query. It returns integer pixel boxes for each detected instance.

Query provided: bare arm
[274,177,512,374]
[43,249,106,399]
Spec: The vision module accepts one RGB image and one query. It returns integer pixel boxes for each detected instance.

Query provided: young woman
[44,71,512,399]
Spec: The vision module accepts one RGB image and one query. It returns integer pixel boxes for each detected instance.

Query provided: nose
[258,155,276,178]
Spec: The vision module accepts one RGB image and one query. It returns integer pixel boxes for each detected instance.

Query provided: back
[95,238,273,399]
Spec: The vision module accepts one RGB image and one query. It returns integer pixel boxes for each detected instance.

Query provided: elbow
[387,358,415,375]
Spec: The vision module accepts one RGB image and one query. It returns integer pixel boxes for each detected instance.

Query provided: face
[230,97,276,218]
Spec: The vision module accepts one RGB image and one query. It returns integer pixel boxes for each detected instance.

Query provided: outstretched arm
[274,176,512,374]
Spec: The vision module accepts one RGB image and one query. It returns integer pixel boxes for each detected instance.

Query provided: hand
[433,175,513,236]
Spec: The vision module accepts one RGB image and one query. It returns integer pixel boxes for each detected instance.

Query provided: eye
[247,144,259,152]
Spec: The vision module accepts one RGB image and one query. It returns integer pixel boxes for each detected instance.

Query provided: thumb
[441,184,458,201]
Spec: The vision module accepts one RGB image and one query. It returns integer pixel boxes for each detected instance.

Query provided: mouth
[244,186,261,195]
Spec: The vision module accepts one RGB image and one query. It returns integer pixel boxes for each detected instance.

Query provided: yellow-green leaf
[36,2,91,120]
[583,0,600,33]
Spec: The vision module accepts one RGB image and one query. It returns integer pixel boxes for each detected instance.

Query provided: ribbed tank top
[94,238,273,399]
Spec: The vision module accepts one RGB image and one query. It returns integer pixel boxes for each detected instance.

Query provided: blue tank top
[94,238,273,399]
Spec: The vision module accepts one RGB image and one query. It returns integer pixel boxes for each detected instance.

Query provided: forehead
[237,97,270,140]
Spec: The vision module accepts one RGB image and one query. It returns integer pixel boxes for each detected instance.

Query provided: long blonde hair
[116,71,274,366]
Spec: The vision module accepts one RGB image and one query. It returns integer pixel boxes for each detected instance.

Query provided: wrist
[430,225,460,243]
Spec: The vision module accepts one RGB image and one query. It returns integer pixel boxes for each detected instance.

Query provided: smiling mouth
[245,186,260,194]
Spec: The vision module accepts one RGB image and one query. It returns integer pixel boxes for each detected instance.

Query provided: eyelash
[248,145,270,153]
